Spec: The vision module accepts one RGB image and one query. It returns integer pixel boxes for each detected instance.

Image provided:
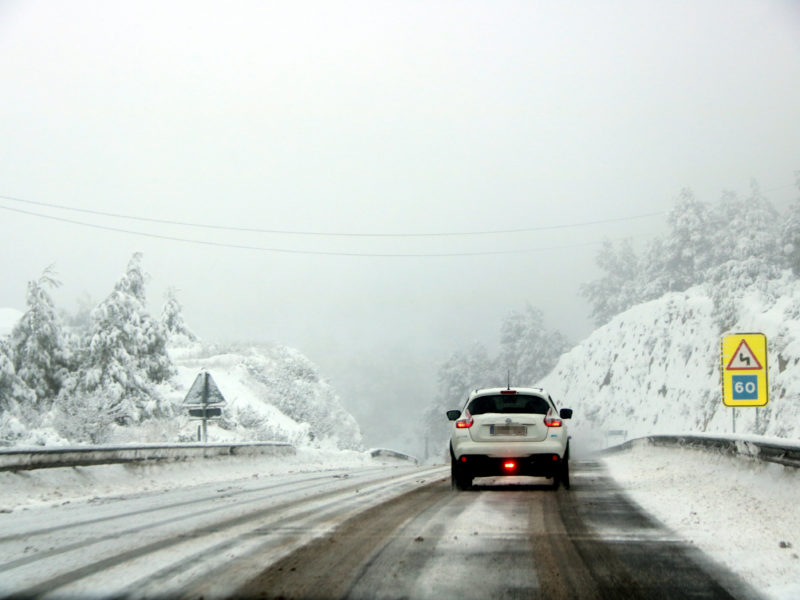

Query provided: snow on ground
[603,442,800,600]
[0,448,406,512]
[169,353,310,444]
[541,278,800,448]
[162,342,364,450]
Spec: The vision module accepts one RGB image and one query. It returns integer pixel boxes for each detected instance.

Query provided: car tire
[450,458,472,491]
[561,450,571,490]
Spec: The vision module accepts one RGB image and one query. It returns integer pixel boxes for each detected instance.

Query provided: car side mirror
[559,408,573,420]
[446,410,461,421]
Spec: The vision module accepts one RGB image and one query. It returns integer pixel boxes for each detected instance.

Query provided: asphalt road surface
[0,460,760,600]
[235,461,760,600]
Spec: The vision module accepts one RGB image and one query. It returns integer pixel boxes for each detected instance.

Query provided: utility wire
[0,193,665,238]
[0,203,653,257]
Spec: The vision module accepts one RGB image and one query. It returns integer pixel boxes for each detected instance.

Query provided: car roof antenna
[507,369,511,390]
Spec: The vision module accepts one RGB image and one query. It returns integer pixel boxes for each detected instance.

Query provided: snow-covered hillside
[541,273,800,449]
[165,342,363,450]
[1,301,364,450]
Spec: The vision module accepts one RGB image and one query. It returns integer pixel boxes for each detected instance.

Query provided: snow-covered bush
[52,387,118,444]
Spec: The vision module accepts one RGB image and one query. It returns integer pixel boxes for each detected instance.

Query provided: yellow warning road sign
[721,333,768,407]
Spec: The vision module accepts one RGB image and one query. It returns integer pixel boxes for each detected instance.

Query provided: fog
[1,0,799,454]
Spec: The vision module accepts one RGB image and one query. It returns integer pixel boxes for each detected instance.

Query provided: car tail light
[544,409,562,428]
[455,411,473,428]
[500,389,516,395]
[503,460,517,471]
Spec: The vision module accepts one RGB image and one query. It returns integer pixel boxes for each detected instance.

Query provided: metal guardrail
[0,441,295,472]
[369,448,419,464]
[603,434,800,469]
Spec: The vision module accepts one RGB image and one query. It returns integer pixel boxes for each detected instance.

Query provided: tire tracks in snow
[0,466,445,599]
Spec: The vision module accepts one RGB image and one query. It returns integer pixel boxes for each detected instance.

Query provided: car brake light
[503,461,517,471]
[544,409,562,428]
[455,412,473,428]
[500,389,516,395]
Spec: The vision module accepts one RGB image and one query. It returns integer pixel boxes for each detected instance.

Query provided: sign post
[182,371,226,442]
[721,333,768,433]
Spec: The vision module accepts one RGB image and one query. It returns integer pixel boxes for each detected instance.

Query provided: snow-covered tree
[711,183,781,267]
[659,189,715,291]
[424,342,503,452]
[583,181,789,327]
[10,266,68,410]
[229,344,363,449]
[781,171,800,275]
[160,287,197,344]
[0,338,36,444]
[498,305,571,386]
[706,183,783,329]
[71,253,173,424]
[581,238,643,325]
[0,339,35,414]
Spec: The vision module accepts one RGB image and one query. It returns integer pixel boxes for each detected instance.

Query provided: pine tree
[660,189,715,291]
[0,338,35,415]
[160,287,197,344]
[498,305,571,386]
[706,183,784,329]
[711,182,781,267]
[0,338,37,443]
[781,171,800,275]
[10,266,68,410]
[580,238,642,325]
[77,253,173,424]
[425,342,502,451]
[581,181,791,327]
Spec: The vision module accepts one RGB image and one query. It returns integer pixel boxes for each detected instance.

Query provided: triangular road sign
[726,339,763,371]
[183,371,227,405]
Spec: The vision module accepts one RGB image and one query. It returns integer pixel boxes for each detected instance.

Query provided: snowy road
[0,459,759,600]
[0,463,441,599]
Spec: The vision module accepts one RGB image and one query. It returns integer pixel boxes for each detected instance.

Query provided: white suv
[446,387,572,490]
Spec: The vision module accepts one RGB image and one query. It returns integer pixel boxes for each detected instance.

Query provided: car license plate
[490,425,526,436]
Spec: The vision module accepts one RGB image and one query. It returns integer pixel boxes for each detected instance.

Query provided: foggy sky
[1,0,799,453]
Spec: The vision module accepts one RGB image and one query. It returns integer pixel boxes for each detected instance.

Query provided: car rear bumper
[451,438,566,460]
[454,453,563,478]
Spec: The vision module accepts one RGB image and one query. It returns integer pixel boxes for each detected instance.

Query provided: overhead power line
[0,193,665,238]
[0,203,655,257]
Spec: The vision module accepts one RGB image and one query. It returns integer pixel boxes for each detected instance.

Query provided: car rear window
[467,394,550,415]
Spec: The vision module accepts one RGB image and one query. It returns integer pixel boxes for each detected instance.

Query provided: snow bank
[0,447,385,511]
[541,275,800,451]
[604,443,800,600]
